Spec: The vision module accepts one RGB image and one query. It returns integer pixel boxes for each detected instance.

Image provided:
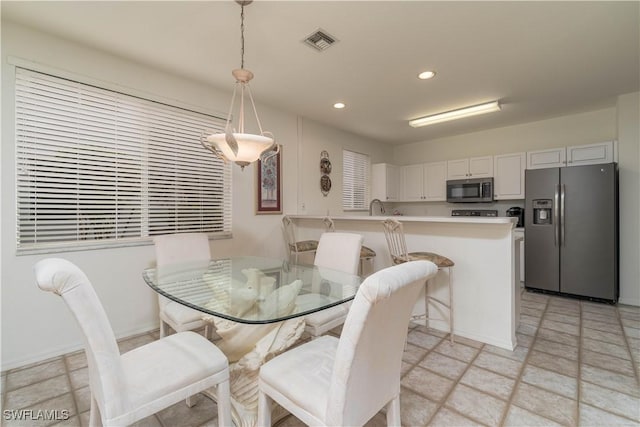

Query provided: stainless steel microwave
[446,177,494,203]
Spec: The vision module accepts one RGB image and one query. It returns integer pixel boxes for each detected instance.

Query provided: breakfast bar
[288,215,521,350]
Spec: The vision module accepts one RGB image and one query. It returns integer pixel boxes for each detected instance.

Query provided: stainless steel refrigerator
[524,163,618,302]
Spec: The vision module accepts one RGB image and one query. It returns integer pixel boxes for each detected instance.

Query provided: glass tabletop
[142,256,362,324]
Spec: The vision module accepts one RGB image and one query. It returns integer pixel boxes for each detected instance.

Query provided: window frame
[342,149,371,211]
[14,66,232,255]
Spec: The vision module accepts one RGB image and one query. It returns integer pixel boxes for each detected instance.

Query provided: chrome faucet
[369,198,386,216]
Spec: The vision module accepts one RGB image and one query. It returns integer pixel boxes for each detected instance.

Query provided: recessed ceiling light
[418,70,436,80]
[333,102,346,109]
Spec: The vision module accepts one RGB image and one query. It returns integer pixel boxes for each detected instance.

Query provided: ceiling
[3,1,639,145]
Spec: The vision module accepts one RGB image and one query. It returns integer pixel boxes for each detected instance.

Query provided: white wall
[0,22,388,370]
[296,118,393,217]
[616,92,640,306]
[392,102,640,307]
[393,107,617,164]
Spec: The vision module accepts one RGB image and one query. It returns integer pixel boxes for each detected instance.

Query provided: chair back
[153,233,212,309]
[314,232,363,275]
[322,216,335,232]
[34,258,129,421]
[281,216,297,250]
[325,260,438,426]
[382,218,409,264]
[153,232,211,267]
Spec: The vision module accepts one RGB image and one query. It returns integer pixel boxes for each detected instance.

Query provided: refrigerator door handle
[560,184,566,247]
[554,184,560,247]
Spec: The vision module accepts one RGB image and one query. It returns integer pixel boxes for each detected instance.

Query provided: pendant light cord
[240,3,245,69]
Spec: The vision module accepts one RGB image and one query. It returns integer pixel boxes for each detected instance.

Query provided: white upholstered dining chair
[303,232,363,339]
[154,233,212,338]
[34,258,231,427]
[257,260,439,427]
[322,216,377,276]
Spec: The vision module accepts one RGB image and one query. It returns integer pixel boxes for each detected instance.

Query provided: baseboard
[618,296,640,307]
[2,322,158,372]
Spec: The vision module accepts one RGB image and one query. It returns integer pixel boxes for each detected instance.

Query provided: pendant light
[202,0,277,170]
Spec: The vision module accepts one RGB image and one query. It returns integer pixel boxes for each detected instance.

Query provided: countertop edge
[287,214,518,226]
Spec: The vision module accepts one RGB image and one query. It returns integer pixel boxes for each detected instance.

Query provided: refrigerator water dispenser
[532,199,552,225]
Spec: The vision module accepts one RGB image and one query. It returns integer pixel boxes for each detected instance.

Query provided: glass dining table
[142,256,362,427]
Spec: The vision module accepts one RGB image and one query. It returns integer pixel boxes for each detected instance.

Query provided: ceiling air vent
[303,29,338,52]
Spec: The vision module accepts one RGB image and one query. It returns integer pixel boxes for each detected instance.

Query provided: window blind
[16,67,231,253]
[342,149,371,210]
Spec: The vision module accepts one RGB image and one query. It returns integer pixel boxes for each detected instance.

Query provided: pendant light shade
[206,132,274,168]
[201,1,277,170]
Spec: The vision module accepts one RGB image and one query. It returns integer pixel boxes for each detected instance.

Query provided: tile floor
[2,290,639,426]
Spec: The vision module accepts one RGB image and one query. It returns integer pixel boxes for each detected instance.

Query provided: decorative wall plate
[320,157,332,174]
[320,175,332,196]
[320,150,332,197]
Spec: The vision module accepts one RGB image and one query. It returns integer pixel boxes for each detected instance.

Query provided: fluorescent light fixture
[409,101,501,128]
[333,102,346,109]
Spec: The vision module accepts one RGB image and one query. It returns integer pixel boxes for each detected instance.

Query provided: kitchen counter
[289,214,521,350]
[288,214,518,226]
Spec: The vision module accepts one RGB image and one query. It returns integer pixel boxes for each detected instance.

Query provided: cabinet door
[567,141,616,166]
[372,163,399,201]
[385,164,400,201]
[469,156,493,177]
[447,159,469,179]
[494,152,525,200]
[526,147,566,169]
[423,161,447,201]
[401,164,424,201]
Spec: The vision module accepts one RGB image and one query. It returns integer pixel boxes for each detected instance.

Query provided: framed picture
[256,146,282,214]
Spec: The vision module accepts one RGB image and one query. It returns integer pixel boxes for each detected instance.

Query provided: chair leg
[89,394,102,426]
[160,320,167,338]
[217,379,232,427]
[448,267,454,344]
[386,395,401,426]
[185,395,195,408]
[257,389,272,427]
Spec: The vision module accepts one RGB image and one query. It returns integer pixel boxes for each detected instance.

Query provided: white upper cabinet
[526,147,566,169]
[527,141,616,169]
[400,162,447,201]
[494,152,526,200]
[447,156,493,180]
[400,164,424,201]
[423,161,448,201]
[567,141,616,166]
[371,163,400,201]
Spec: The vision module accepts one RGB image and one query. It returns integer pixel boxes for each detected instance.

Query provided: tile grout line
[61,353,81,427]
[576,303,640,424]
[497,294,557,427]
[616,305,640,388]
[432,341,489,427]
[576,300,584,427]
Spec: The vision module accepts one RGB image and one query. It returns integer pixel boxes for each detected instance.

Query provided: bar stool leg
[448,267,454,344]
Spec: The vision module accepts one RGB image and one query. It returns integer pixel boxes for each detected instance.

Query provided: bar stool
[282,215,318,263]
[323,216,376,276]
[381,218,455,343]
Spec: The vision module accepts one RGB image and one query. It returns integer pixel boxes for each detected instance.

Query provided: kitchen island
[288,215,521,350]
